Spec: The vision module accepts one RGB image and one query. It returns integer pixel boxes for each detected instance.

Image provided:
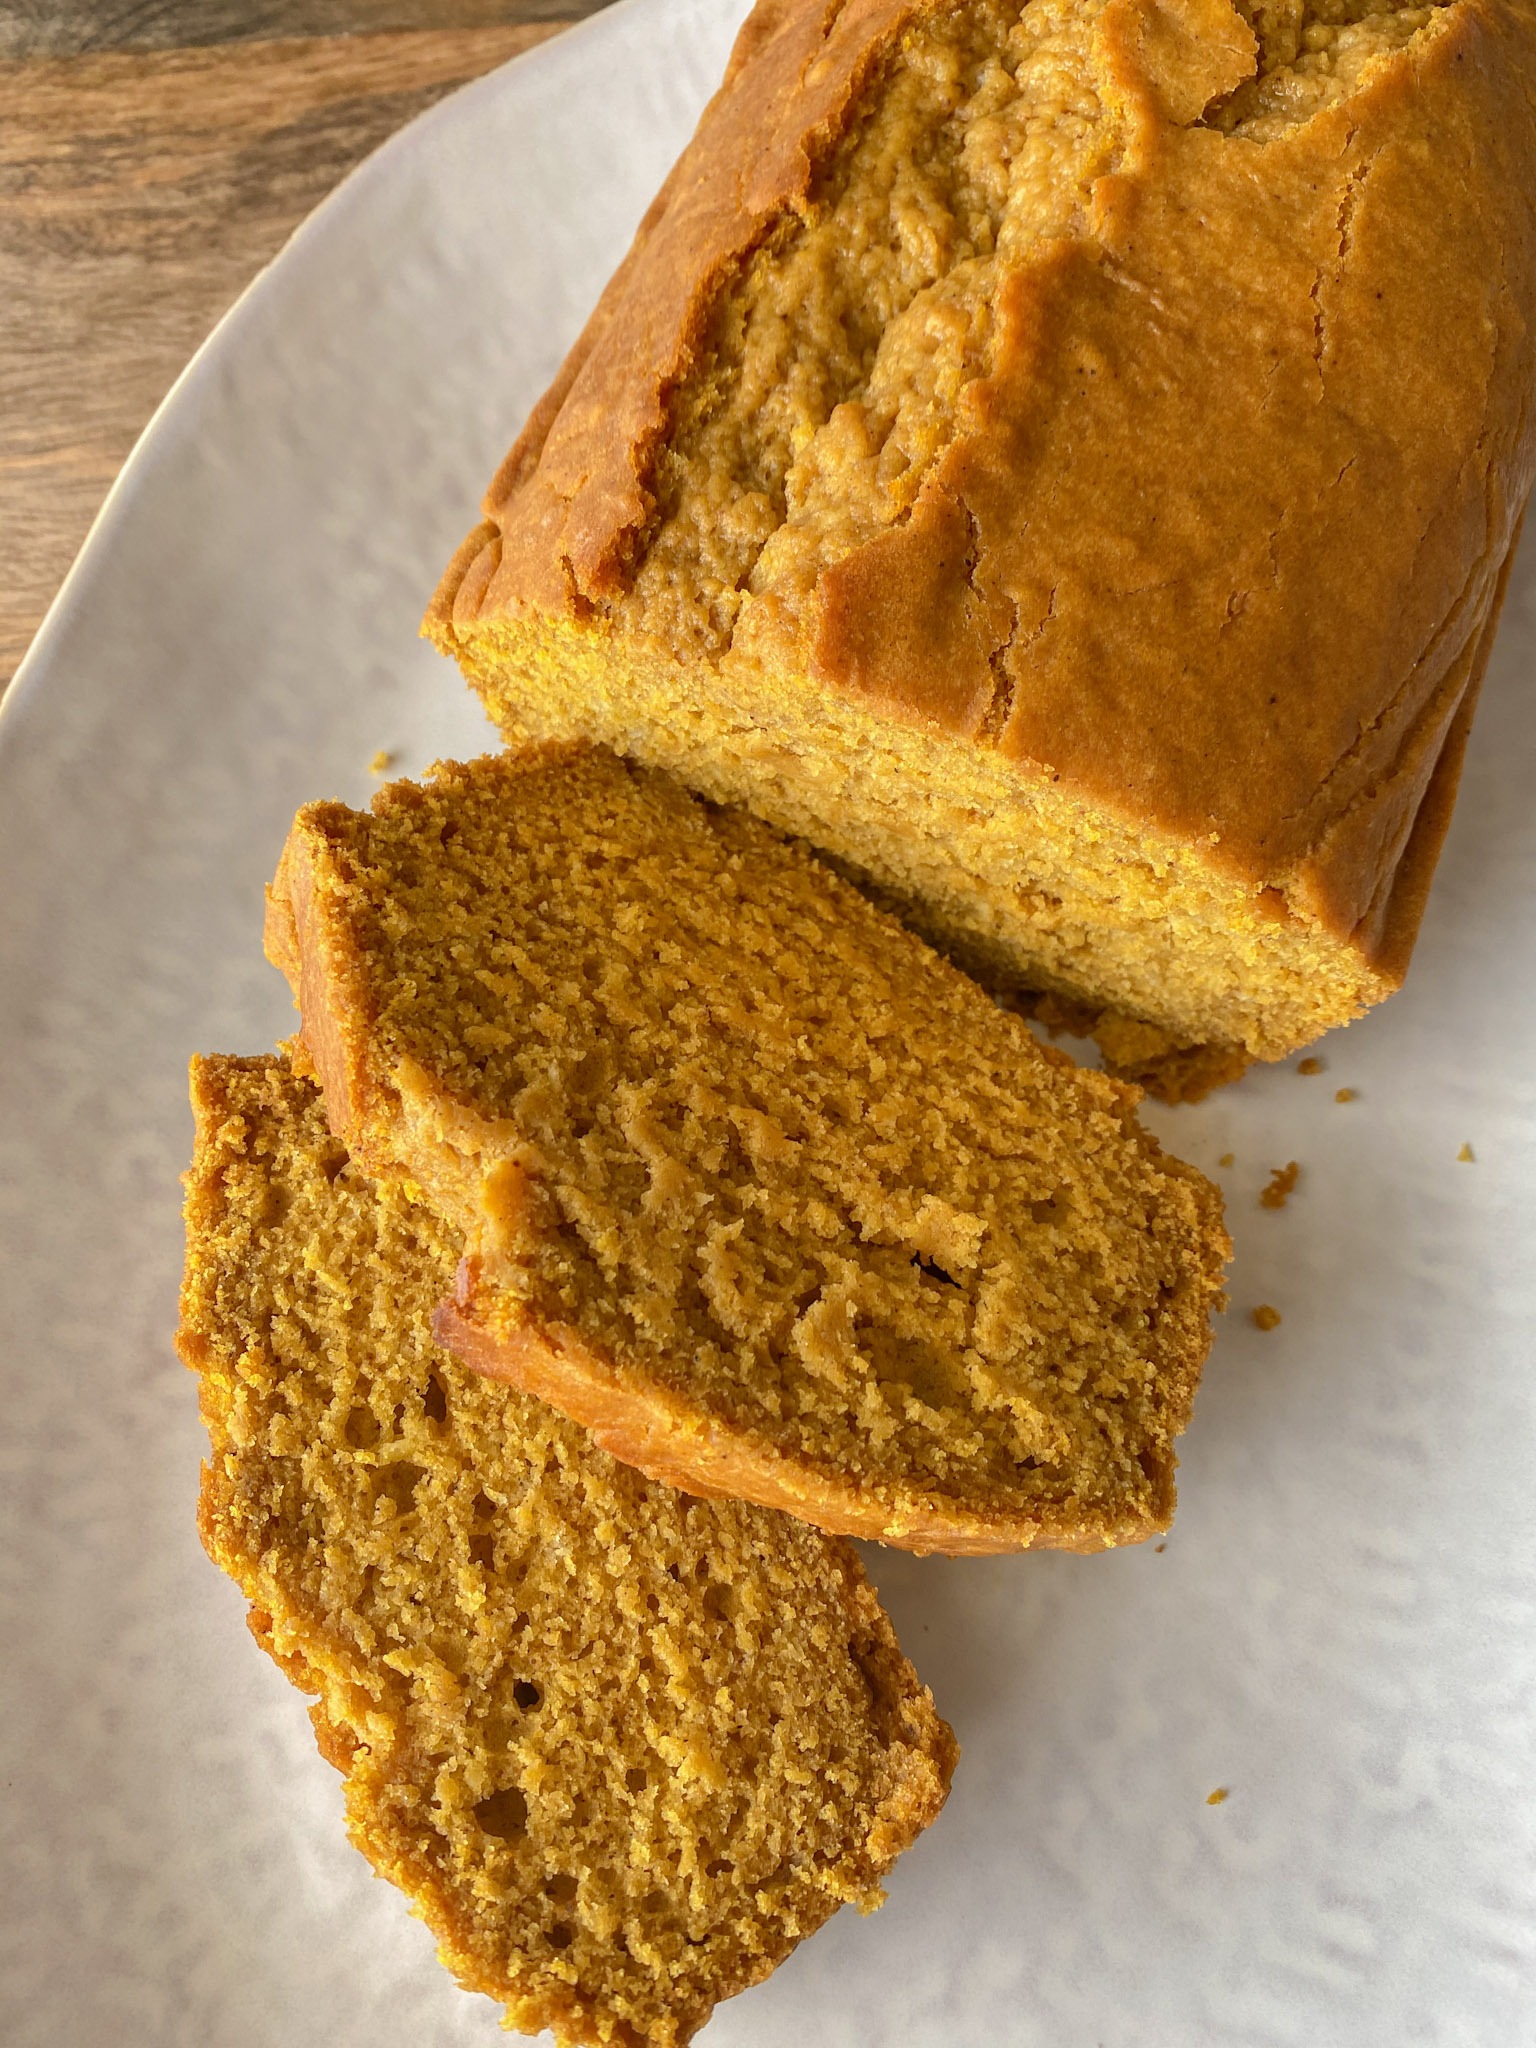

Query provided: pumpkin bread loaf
[426,0,1536,1098]
[265,747,1228,1556]
[179,1053,955,2048]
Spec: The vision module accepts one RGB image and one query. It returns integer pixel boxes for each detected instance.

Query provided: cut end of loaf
[180,1053,955,2048]
[432,604,1395,1068]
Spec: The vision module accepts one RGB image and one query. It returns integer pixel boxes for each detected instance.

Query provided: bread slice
[264,746,1228,1555]
[179,1053,954,2048]
[425,0,1536,1096]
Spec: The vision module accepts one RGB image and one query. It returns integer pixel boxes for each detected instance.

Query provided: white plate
[3,2,1535,2042]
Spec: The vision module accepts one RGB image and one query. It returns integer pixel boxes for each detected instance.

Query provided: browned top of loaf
[179,1053,954,2048]
[433,0,1536,948]
[266,746,1228,1555]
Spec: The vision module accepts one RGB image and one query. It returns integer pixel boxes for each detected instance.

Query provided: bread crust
[431,0,1536,969]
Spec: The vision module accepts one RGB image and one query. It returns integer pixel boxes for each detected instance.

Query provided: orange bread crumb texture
[180,1055,954,2048]
[266,748,1230,1558]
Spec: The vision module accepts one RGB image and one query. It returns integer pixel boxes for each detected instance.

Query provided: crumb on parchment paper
[1458,1142,1475,1163]
[369,750,395,776]
[1335,1087,1357,1103]
[1297,1057,1324,1075]
[1260,1162,1299,1209]
[1218,1152,1234,1168]
[1206,1788,1230,1806]
[1252,1305,1282,1332]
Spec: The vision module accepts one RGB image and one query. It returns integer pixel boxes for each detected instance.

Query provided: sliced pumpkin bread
[265,746,1229,1556]
[179,1053,954,2048]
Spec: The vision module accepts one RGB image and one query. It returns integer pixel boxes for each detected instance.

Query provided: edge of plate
[0,0,693,755]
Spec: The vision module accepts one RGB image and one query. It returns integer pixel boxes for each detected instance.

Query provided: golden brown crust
[266,830,380,1149]
[430,0,1536,988]
[1353,509,1525,983]
[454,0,935,615]
[891,0,1536,939]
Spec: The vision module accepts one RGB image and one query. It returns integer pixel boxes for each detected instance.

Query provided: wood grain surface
[1,3,611,690]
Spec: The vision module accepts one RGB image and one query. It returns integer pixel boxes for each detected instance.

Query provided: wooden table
[0,0,612,691]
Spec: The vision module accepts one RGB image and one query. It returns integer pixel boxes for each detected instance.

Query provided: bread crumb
[1334,1087,1356,1104]
[1252,1305,1282,1331]
[1297,1057,1323,1076]
[1206,1787,1229,1806]
[1458,1142,1475,1163]
[369,750,395,776]
[1154,1541,1167,1553]
[1218,1152,1235,1169]
[1260,1162,1299,1209]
